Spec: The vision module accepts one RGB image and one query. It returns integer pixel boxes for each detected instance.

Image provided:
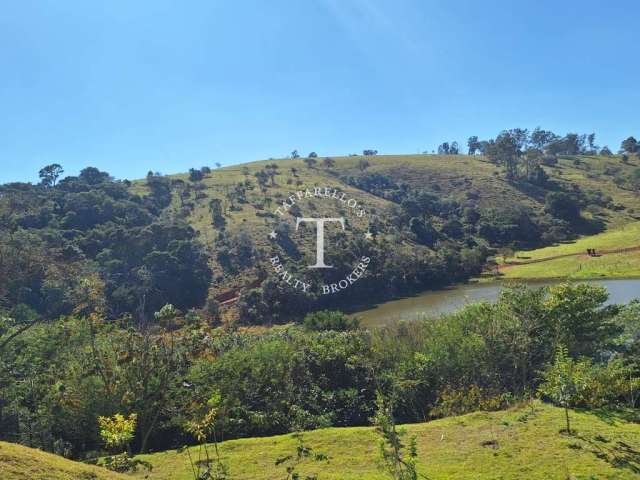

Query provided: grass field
[0,441,126,480]
[131,402,640,480]
[498,222,640,280]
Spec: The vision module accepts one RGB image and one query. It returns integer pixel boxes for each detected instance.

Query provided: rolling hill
[129,402,640,480]
[0,441,127,480]
[3,151,640,324]
[130,152,640,315]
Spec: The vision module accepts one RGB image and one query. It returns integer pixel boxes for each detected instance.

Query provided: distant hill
[0,441,126,480]
[132,153,640,320]
[2,152,640,323]
[131,402,640,480]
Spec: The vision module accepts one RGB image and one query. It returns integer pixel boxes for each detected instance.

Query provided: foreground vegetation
[1,282,639,476]
[3,402,639,480]
[130,402,640,480]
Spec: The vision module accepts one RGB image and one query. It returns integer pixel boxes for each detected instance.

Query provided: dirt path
[498,244,640,272]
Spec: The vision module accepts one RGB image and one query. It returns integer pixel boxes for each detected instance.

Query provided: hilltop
[130,402,640,480]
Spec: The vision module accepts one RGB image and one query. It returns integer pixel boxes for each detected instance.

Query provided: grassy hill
[132,153,640,306]
[135,153,640,243]
[4,151,640,322]
[130,402,640,480]
[0,441,127,480]
[496,221,640,279]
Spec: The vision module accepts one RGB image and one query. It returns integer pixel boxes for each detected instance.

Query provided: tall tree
[486,131,519,179]
[437,142,450,154]
[587,133,597,153]
[38,164,64,187]
[621,136,638,154]
[467,136,480,155]
[530,127,558,151]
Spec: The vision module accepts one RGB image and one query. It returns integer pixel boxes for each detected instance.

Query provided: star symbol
[364,231,373,240]
[268,230,278,239]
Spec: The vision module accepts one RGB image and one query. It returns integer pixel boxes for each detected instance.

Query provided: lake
[355,278,640,327]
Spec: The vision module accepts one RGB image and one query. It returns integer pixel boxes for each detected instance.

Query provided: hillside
[3,151,640,324]
[149,152,640,235]
[140,153,640,312]
[131,402,640,480]
[497,221,640,279]
[0,441,127,480]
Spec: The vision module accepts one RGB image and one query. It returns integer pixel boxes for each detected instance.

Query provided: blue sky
[1,0,639,183]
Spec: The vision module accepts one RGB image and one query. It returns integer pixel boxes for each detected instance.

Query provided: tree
[215,162,222,168]
[79,166,110,185]
[449,141,459,155]
[523,148,542,180]
[363,149,378,156]
[98,413,149,472]
[184,393,228,480]
[437,142,450,154]
[373,392,419,480]
[587,133,597,153]
[530,127,558,151]
[467,136,480,155]
[544,192,579,222]
[486,131,519,179]
[209,198,226,228]
[254,169,269,188]
[322,157,336,168]
[600,146,613,156]
[38,164,64,187]
[303,157,317,168]
[621,136,638,154]
[308,151,318,158]
[538,346,578,435]
[291,150,300,159]
[544,283,620,357]
[357,159,371,172]
[508,128,529,152]
[189,168,204,182]
[98,413,137,453]
[265,164,279,186]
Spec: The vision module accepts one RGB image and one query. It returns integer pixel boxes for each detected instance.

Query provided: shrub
[303,310,360,331]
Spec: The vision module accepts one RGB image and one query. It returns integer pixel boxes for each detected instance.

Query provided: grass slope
[0,441,127,480]
[498,222,640,279]
[133,403,640,480]
[133,153,640,294]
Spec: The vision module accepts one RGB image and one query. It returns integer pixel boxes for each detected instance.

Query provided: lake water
[355,278,640,327]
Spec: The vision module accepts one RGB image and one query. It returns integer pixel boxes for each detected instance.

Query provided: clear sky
[1,0,639,184]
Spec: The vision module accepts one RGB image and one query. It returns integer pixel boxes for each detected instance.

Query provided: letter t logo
[296,217,345,268]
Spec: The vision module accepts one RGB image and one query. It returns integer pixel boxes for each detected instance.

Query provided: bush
[545,191,580,221]
[431,385,512,418]
[303,310,360,331]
